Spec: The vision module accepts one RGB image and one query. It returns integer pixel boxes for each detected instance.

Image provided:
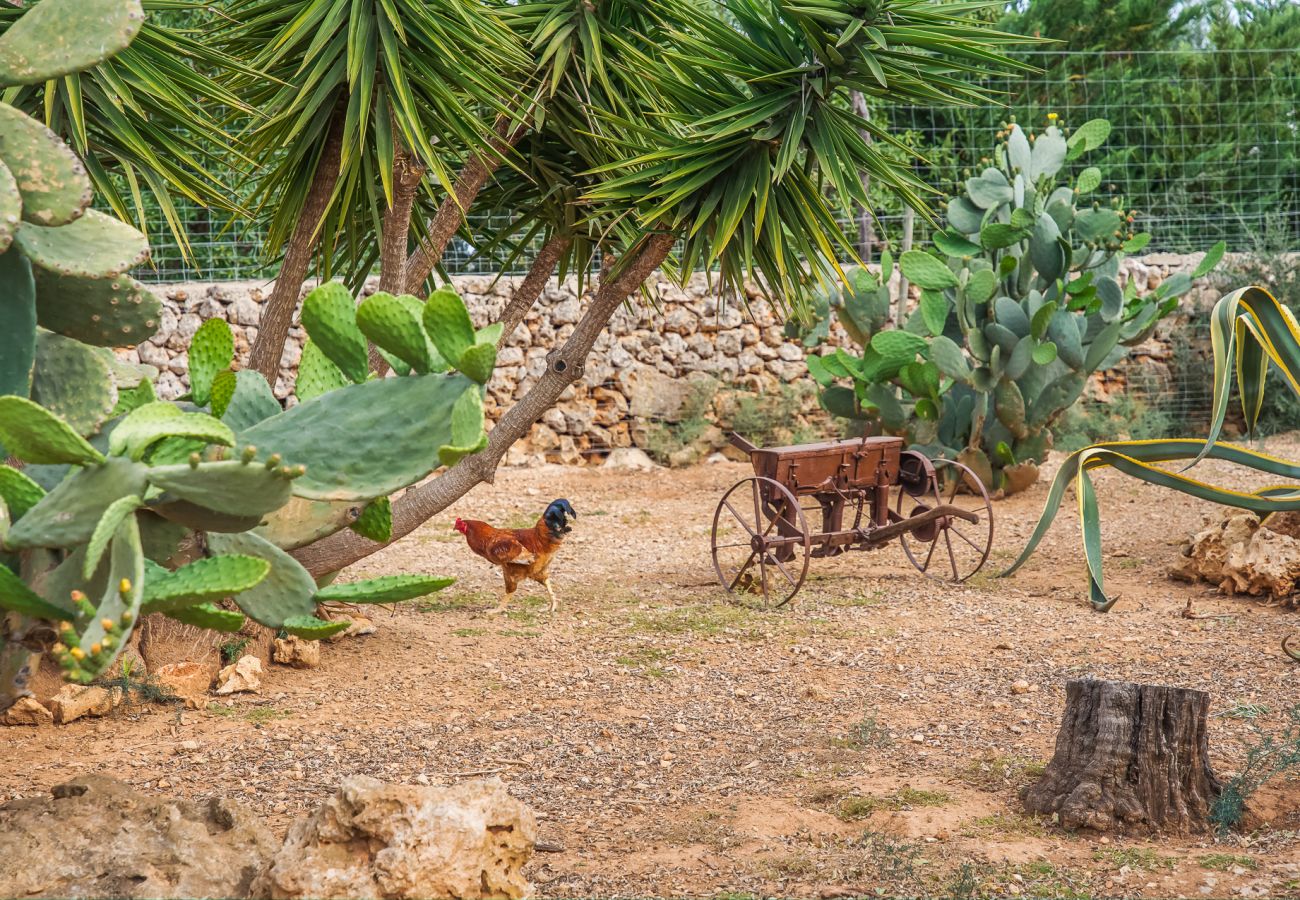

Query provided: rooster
[454,499,577,613]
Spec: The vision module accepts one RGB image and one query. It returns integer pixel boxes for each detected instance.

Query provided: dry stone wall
[126,254,1222,465]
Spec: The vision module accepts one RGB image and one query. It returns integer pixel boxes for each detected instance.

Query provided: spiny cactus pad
[33,270,161,347]
[108,402,235,460]
[0,158,18,252]
[0,465,45,519]
[423,287,476,368]
[255,497,362,550]
[31,331,118,436]
[0,562,73,620]
[217,370,281,431]
[0,0,144,86]
[348,496,392,543]
[457,342,497,385]
[437,386,488,467]
[300,283,369,384]
[81,494,142,579]
[0,104,92,226]
[314,574,455,605]
[141,554,272,614]
[295,340,350,403]
[188,318,234,406]
[0,247,36,398]
[206,531,317,628]
[145,458,296,518]
[148,499,265,534]
[281,614,349,640]
[65,513,144,682]
[241,373,480,501]
[3,457,146,549]
[164,601,245,632]
[0,395,105,465]
[15,209,149,279]
[356,291,433,374]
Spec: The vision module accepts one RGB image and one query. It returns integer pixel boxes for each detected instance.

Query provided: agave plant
[1003,285,1300,610]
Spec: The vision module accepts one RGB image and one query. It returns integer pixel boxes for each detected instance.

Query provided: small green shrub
[1211,703,1300,834]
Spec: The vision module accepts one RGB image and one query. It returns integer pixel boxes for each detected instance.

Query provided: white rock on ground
[1,697,52,727]
[251,775,536,900]
[47,685,122,725]
[215,655,263,695]
[272,636,320,669]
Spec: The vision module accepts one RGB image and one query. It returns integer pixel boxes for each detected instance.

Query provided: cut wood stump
[1022,678,1222,833]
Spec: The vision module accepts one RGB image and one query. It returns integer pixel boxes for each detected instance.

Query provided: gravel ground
[4,444,1300,899]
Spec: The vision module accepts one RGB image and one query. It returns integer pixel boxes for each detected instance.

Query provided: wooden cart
[711,433,994,607]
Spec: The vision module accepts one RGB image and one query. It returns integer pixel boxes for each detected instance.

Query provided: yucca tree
[219,0,532,377]
[286,0,1039,577]
[0,1,252,261]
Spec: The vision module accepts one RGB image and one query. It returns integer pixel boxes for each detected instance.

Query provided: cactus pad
[209,370,237,419]
[0,563,73,620]
[0,465,44,519]
[31,331,118,436]
[0,395,104,464]
[141,554,272,614]
[281,614,349,640]
[438,386,487,467]
[300,282,369,384]
[108,402,235,460]
[349,497,392,543]
[0,0,144,85]
[64,513,144,682]
[422,287,476,368]
[15,209,149,278]
[137,509,188,563]
[255,497,362,550]
[145,459,295,517]
[164,601,245,632]
[295,340,350,402]
[0,247,36,399]
[148,498,265,534]
[188,318,233,406]
[457,342,497,385]
[33,270,161,346]
[4,456,147,549]
[0,158,18,253]
[356,291,433,374]
[82,494,142,579]
[206,531,317,628]
[315,574,455,605]
[241,372,479,501]
[217,371,281,430]
[0,104,92,226]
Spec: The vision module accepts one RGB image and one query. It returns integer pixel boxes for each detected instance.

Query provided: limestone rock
[0,775,275,899]
[1,697,52,726]
[153,661,212,710]
[251,776,536,900]
[272,636,321,669]
[1172,510,1300,601]
[326,615,377,643]
[215,655,262,695]
[603,447,659,471]
[47,684,122,725]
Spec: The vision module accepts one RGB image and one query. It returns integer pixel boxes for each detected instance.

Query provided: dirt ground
[5,440,1300,899]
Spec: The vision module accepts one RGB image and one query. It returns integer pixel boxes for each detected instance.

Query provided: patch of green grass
[830,713,893,750]
[956,754,1047,790]
[614,646,678,678]
[961,813,1048,838]
[627,604,765,639]
[208,703,291,724]
[418,590,495,612]
[497,628,541,638]
[219,636,251,664]
[1218,701,1272,720]
[452,627,487,637]
[828,788,950,821]
[1198,853,1257,872]
[1004,861,1095,900]
[1092,847,1178,871]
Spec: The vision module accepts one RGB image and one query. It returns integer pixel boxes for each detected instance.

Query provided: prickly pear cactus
[0,1,469,711]
[803,115,1226,495]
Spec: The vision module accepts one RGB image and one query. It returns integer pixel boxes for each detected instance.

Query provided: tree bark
[495,232,572,349]
[1022,678,1223,833]
[291,232,675,576]
[247,114,346,381]
[850,90,874,265]
[379,149,425,294]
[401,117,529,295]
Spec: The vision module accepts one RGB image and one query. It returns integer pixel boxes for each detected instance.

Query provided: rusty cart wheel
[895,457,993,582]
[712,476,810,609]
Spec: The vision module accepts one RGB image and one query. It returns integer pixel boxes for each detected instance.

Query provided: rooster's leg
[488,590,513,615]
[543,579,558,614]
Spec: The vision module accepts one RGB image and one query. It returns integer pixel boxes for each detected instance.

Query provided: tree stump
[1022,678,1222,833]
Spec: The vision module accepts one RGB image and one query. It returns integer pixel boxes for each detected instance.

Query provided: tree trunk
[1022,678,1223,833]
[291,232,675,576]
[850,90,874,265]
[247,114,346,381]
[402,117,529,295]
[495,232,572,349]
[379,149,425,294]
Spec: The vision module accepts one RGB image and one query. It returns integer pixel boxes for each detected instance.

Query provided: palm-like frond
[0,1,255,262]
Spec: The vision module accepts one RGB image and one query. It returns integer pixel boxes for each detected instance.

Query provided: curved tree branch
[379,149,426,293]
[292,232,675,576]
[495,232,573,349]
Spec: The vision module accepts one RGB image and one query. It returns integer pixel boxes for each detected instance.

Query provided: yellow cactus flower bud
[52,643,66,655]
[101,618,115,631]
[1047,112,1059,121]
[59,621,72,633]
[119,578,132,595]
[121,611,133,624]
[70,647,85,661]
[70,590,86,602]
[89,643,102,656]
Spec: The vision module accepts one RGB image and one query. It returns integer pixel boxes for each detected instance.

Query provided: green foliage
[1211,704,1300,834]
[801,115,1222,494]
